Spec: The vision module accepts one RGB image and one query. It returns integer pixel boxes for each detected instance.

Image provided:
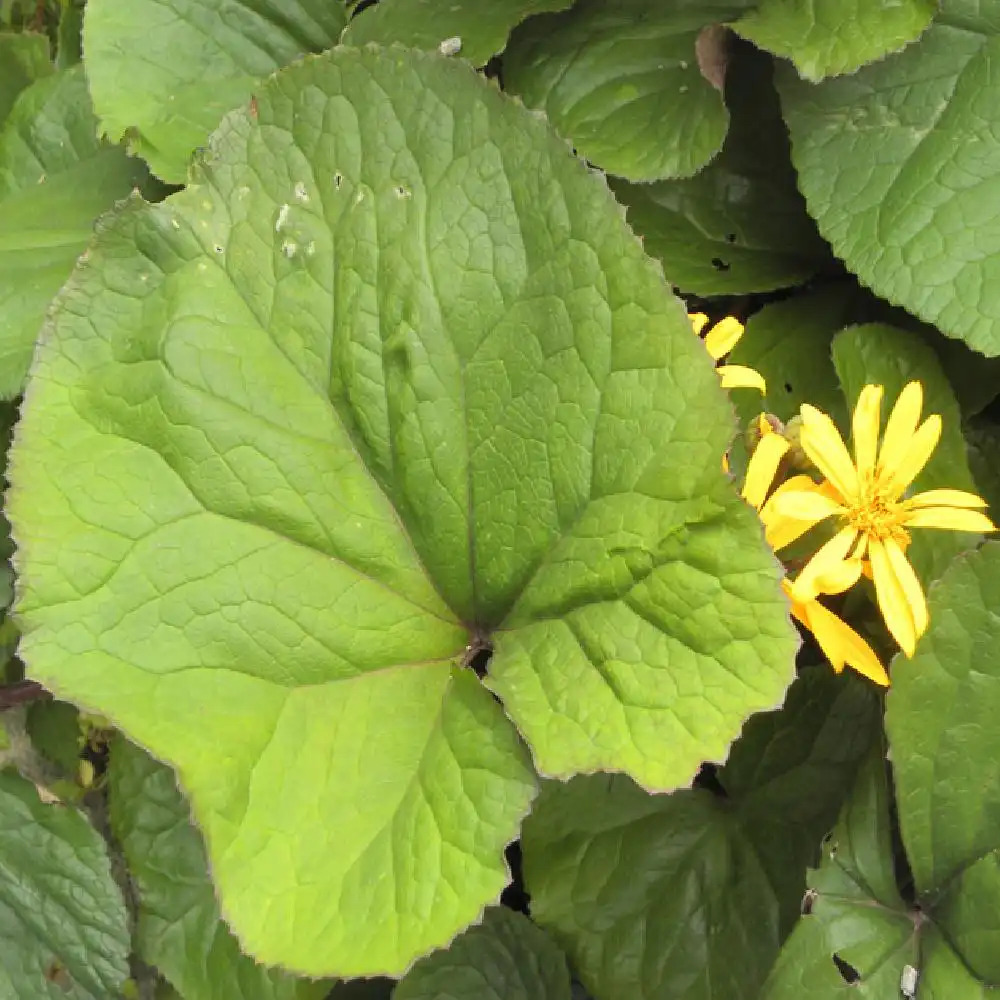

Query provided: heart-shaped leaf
[504,0,752,181]
[778,10,1000,355]
[82,0,346,182]
[10,46,795,976]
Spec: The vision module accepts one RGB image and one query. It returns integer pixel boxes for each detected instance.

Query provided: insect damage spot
[696,24,728,92]
[832,953,860,984]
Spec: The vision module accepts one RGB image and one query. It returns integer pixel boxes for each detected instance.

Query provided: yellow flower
[763,382,996,656]
[689,313,766,392]
[742,415,889,686]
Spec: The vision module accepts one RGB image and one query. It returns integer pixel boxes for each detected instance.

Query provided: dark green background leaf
[394,907,571,1000]
[522,668,878,1000]
[82,0,346,181]
[612,43,833,295]
[0,31,51,123]
[733,0,934,81]
[886,542,1000,981]
[778,13,1000,355]
[0,769,130,999]
[342,0,573,67]
[0,66,147,397]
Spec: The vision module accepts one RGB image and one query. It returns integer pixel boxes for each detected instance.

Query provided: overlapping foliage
[1,2,999,998]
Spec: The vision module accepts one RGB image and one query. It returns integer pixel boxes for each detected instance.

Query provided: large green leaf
[82,0,347,182]
[832,323,980,582]
[611,42,833,296]
[0,769,130,999]
[108,738,328,1000]
[732,0,935,81]
[777,8,1000,355]
[342,0,573,67]
[886,541,1000,983]
[504,0,751,181]
[9,46,795,975]
[0,66,147,398]
[0,32,51,124]
[522,668,879,1000]
[394,907,572,1000]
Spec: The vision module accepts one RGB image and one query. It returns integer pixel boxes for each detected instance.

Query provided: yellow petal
[799,404,859,501]
[742,432,790,510]
[881,414,941,496]
[704,316,744,359]
[852,384,883,480]
[761,475,828,550]
[814,558,864,596]
[798,596,890,687]
[880,381,923,468]
[718,365,766,392]
[689,312,710,336]
[906,488,989,509]
[884,537,929,637]
[770,489,843,523]
[789,527,859,602]
[869,539,919,656]
[905,507,997,533]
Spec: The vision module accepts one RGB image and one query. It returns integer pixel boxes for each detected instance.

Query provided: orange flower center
[846,474,908,544]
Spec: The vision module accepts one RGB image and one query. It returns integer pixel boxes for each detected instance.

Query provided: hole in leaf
[693,761,727,798]
[501,841,530,914]
[462,634,493,678]
[784,382,793,393]
[710,257,731,272]
[832,953,860,983]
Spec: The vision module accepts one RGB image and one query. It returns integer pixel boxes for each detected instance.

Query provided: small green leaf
[0,769,130,998]
[777,16,1000,355]
[0,31,51,124]
[108,738,328,1000]
[612,42,833,295]
[732,0,935,81]
[522,668,878,1000]
[10,45,797,976]
[832,323,980,582]
[394,907,572,1000]
[504,0,751,181]
[82,0,346,182]
[0,66,148,398]
[342,0,573,67]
